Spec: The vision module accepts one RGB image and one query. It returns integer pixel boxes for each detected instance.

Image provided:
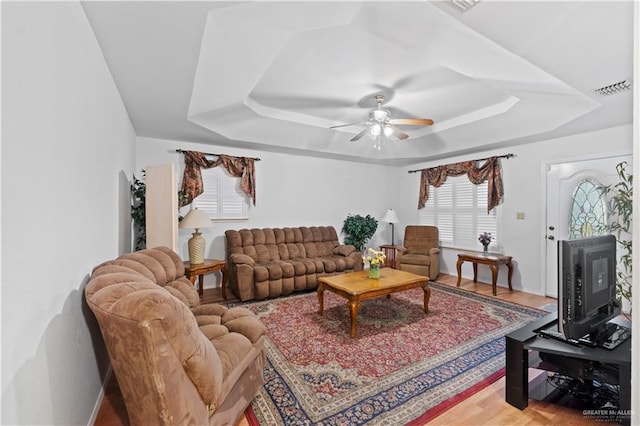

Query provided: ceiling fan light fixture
[333,95,433,143]
[372,109,388,121]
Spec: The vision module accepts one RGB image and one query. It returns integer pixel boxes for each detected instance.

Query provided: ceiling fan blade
[350,128,369,142]
[391,126,409,140]
[330,121,368,129]
[389,118,434,126]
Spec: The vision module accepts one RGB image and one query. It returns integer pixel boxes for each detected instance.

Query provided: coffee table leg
[317,283,325,315]
[348,299,360,337]
[422,284,431,313]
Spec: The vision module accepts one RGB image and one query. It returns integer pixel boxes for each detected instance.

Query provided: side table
[184,259,227,299]
[379,244,405,269]
[456,252,513,296]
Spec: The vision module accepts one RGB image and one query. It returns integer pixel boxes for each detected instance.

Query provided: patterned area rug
[236,282,544,425]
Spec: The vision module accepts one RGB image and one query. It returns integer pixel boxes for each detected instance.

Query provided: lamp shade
[179,208,214,230]
[382,209,400,224]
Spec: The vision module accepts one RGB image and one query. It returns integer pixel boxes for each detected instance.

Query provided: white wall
[139,125,632,297]
[395,124,633,296]
[1,2,136,424]
[137,136,399,289]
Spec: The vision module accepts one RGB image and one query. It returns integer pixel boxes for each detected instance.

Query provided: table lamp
[382,209,400,245]
[179,208,214,264]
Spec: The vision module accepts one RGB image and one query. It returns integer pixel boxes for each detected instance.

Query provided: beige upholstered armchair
[85,247,266,425]
[397,226,440,280]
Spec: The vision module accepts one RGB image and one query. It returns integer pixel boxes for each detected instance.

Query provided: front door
[544,155,631,297]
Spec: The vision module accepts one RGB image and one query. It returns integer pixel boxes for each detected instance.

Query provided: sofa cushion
[97,258,158,283]
[120,252,169,285]
[196,315,223,327]
[333,245,356,257]
[224,317,265,345]
[192,303,229,317]
[200,324,229,340]
[398,253,431,266]
[164,278,199,309]
[211,333,253,379]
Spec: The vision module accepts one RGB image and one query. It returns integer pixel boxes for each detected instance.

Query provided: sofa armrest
[333,245,356,257]
[429,248,440,279]
[229,253,255,266]
[396,246,408,262]
[227,255,256,301]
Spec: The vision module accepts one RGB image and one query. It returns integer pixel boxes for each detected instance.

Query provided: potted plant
[603,161,632,308]
[131,171,147,251]
[342,214,378,251]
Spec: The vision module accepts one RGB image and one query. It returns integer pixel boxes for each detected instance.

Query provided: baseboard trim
[87,365,112,426]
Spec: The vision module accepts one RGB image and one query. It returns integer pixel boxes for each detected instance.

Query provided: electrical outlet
[516,212,525,220]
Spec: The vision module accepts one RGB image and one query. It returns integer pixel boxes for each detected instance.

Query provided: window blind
[419,175,499,250]
[193,167,249,219]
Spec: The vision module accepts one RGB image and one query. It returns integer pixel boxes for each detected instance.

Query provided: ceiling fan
[330,95,434,142]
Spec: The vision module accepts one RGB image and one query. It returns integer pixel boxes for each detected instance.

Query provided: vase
[482,244,489,255]
[369,264,380,279]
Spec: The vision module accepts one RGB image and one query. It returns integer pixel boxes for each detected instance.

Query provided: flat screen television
[556,234,623,346]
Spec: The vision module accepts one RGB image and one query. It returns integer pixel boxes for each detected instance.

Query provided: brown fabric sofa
[225,226,363,301]
[85,247,265,426]
[397,225,441,280]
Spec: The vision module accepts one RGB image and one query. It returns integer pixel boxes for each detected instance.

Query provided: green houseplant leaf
[342,214,378,252]
[603,161,633,307]
[131,171,146,251]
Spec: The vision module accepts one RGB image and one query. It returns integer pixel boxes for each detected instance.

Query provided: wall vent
[593,79,633,97]
[450,0,481,12]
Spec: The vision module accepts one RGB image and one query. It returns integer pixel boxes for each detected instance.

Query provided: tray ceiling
[82,1,634,165]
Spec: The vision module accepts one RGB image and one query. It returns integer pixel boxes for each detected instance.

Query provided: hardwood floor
[94,274,616,426]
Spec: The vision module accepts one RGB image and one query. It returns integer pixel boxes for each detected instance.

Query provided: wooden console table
[379,244,405,269]
[456,252,513,296]
[184,259,227,298]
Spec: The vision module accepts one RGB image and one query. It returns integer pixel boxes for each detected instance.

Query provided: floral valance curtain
[179,150,256,207]
[418,156,503,213]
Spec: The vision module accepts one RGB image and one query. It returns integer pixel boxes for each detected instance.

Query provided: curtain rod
[175,149,260,161]
[407,153,514,174]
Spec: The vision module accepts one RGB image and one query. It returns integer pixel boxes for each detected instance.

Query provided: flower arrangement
[362,248,386,268]
[478,232,493,246]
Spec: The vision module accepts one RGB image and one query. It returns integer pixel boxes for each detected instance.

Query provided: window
[192,167,250,219]
[419,175,499,250]
[568,179,608,239]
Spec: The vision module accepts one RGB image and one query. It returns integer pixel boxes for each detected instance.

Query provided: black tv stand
[506,313,631,425]
[539,320,631,350]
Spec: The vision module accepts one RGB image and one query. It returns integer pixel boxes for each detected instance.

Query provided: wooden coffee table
[317,268,430,337]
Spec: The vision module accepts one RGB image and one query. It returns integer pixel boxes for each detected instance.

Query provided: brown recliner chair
[85,247,265,425]
[397,226,440,280]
